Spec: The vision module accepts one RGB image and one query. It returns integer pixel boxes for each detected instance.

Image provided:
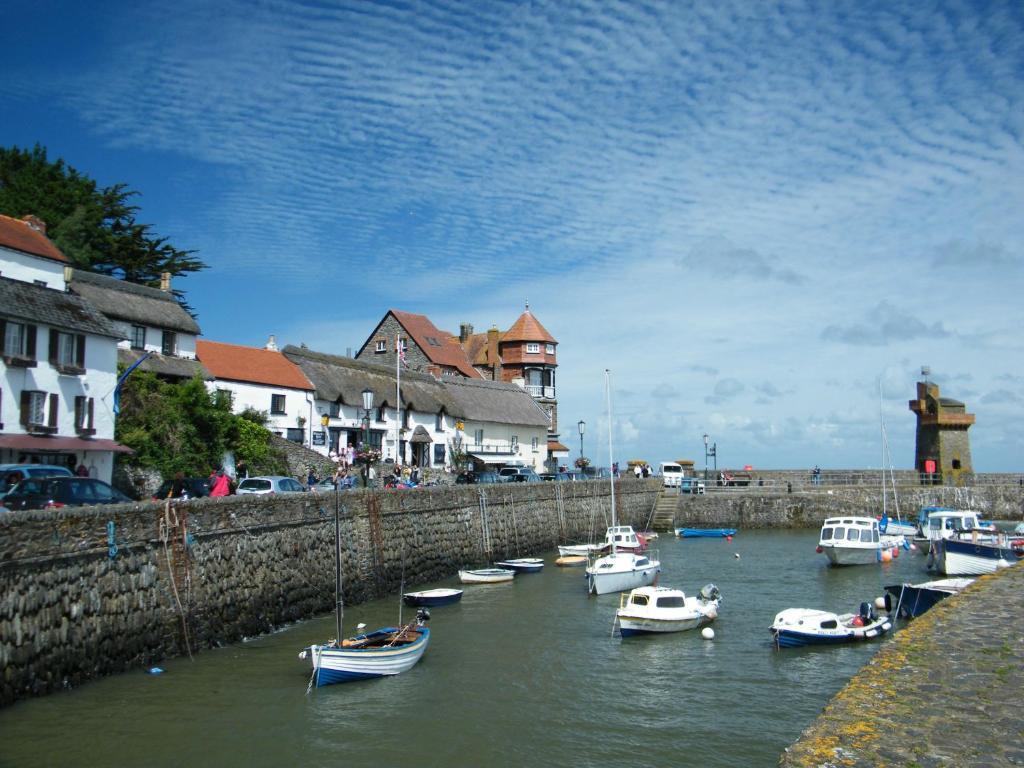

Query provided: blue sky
[3,0,1023,471]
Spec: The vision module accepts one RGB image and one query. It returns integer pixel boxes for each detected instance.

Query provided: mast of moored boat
[605,368,617,555]
[334,490,343,645]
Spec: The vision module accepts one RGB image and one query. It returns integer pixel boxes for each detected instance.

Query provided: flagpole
[395,333,401,464]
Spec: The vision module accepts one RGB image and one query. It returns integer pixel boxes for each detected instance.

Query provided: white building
[195,339,315,443]
[0,215,130,480]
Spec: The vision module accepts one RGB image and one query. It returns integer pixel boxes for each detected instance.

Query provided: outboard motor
[416,607,431,626]
[859,601,876,622]
[699,584,722,603]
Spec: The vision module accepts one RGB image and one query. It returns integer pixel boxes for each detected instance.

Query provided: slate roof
[388,310,481,378]
[119,348,212,380]
[0,276,120,338]
[503,309,556,343]
[0,215,67,263]
[69,269,200,335]
[282,345,456,413]
[196,340,314,390]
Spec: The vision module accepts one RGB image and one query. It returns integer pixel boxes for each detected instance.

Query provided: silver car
[235,476,307,495]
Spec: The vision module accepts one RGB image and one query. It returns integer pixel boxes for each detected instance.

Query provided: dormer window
[131,325,146,350]
[162,330,177,356]
[526,343,540,354]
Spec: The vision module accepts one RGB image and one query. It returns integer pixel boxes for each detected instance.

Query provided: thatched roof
[69,269,201,335]
[119,348,211,380]
[443,377,551,427]
[0,276,119,338]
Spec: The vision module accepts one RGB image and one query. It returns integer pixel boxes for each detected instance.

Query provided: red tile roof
[503,310,556,343]
[196,340,314,390]
[390,310,482,378]
[0,214,68,263]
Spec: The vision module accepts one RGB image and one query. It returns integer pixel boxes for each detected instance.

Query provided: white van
[659,462,685,487]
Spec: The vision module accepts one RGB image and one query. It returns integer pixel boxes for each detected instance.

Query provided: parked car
[2,476,133,511]
[498,467,542,483]
[455,471,502,484]
[151,476,212,501]
[0,464,74,501]
[235,476,307,495]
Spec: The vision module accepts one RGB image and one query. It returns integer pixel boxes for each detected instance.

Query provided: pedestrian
[410,463,420,485]
[236,459,248,480]
[209,468,232,497]
[75,463,89,477]
[633,464,642,479]
[306,467,318,491]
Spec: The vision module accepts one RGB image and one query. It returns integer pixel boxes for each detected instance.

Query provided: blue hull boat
[770,604,891,648]
[402,588,464,607]
[676,528,737,538]
[883,578,973,618]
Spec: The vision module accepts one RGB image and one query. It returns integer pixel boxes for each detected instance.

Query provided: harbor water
[1,530,932,767]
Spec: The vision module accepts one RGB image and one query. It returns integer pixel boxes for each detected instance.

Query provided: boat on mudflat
[676,528,737,538]
[402,588,464,607]
[459,568,515,584]
[883,578,974,618]
[770,602,891,648]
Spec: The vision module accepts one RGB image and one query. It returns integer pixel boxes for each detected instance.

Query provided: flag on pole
[397,337,408,368]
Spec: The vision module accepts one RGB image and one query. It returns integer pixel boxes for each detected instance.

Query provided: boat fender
[815,546,823,554]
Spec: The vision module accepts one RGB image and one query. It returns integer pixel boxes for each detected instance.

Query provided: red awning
[547,441,569,452]
[0,434,133,453]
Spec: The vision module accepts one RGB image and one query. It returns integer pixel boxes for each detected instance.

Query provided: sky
[2,0,1023,472]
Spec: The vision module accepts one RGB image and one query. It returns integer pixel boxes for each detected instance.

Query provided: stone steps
[650,489,678,530]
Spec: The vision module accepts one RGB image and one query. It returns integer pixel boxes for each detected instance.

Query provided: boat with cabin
[817,516,906,565]
[616,584,721,636]
[915,509,984,555]
[770,602,892,648]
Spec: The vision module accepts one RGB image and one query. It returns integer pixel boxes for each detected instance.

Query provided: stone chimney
[459,323,474,343]
[22,215,46,235]
[160,271,172,292]
[265,335,278,351]
[487,326,501,376]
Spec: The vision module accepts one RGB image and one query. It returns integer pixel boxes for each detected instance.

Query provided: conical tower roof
[504,308,556,344]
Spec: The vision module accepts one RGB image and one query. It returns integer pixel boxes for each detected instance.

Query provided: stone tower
[908,380,975,485]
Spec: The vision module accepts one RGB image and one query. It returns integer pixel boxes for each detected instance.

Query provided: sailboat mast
[605,369,616,552]
[879,380,886,518]
[334,493,343,644]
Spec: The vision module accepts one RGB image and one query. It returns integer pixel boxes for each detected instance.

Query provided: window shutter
[26,325,37,360]
[76,335,86,367]
[48,393,59,428]
[87,397,95,429]
[49,329,58,364]
[20,391,30,426]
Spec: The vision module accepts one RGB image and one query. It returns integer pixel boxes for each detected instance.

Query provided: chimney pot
[459,323,474,343]
[160,272,172,292]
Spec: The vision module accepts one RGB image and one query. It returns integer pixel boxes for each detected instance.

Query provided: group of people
[633,463,653,478]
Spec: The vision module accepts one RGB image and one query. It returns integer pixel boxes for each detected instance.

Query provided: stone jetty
[779,563,1024,767]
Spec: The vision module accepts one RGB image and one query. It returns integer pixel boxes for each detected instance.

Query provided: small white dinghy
[458,568,515,584]
[494,558,544,573]
[616,584,721,637]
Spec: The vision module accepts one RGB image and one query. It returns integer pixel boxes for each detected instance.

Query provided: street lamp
[703,433,717,482]
[703,434,708,482]
[578,420,585,463]
[361,388,374,487]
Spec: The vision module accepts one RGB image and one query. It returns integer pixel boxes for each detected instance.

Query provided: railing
[465,441,517,454]
[525,385,556,399]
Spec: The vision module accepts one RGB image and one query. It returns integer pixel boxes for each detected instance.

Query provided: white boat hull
[586,552,661,595]
[820,544,879,566]
[617,589,719,636]
[304,626,429,686]
[932,538,1022,576]
[559,543,608,557]
[458,568,515,584]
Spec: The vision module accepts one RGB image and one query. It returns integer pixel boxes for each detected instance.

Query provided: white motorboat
[602,525,648,553]
[817,517,905,565]
[616,584,721,636]
[585,370,661,596]
[458,568,515,584]
[558,543,609,557]
[917,509,984,555]
[930,532,1024,576]
[770,603,892,648]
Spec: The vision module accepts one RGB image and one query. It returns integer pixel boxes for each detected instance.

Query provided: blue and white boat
[676,528,737,538]
[299,492,430,687]
[883,578,974,618]
[402,588,464,607]
[300,616,430,686]
[770,603,891,648]
[931,534,1024,576]
[494,557,544,573]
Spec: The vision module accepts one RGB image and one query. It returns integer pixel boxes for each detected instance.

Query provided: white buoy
[874,596,886,610]
[734,552,740,559]
[701,627,715,640]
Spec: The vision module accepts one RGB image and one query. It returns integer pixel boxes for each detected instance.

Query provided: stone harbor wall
[671,483,1023,529]
[0,478,658,707]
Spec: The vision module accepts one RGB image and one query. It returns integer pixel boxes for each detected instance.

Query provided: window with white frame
[526,343,540,353]
[545,343,555,354]
[3,321,30,357]
[532,436,539,452]
[374,338,387,353]
[21,390,51,427]
[511,435,518,451]
[131,325,146,350]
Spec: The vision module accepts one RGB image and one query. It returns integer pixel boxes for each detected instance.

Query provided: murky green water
[0,530,930,767]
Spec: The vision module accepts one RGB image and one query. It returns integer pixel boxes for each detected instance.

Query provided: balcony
[525,385,556,399]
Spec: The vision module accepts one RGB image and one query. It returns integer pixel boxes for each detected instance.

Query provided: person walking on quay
[209,468,232,497]
[306,467,318,491]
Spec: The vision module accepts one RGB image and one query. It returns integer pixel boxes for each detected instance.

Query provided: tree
[0,144,206,312]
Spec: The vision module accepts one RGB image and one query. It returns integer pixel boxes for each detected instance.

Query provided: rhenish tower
[908,377,975,485]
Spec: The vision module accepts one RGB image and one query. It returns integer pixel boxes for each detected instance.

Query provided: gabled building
[195,339,315,443]
[355,309,481,379]
[67,269,209,381]
[0,215,131,480]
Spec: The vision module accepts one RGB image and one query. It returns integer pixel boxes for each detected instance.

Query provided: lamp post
[703,434,709,482]
[361,387,374,488]
[578,420,585,464]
